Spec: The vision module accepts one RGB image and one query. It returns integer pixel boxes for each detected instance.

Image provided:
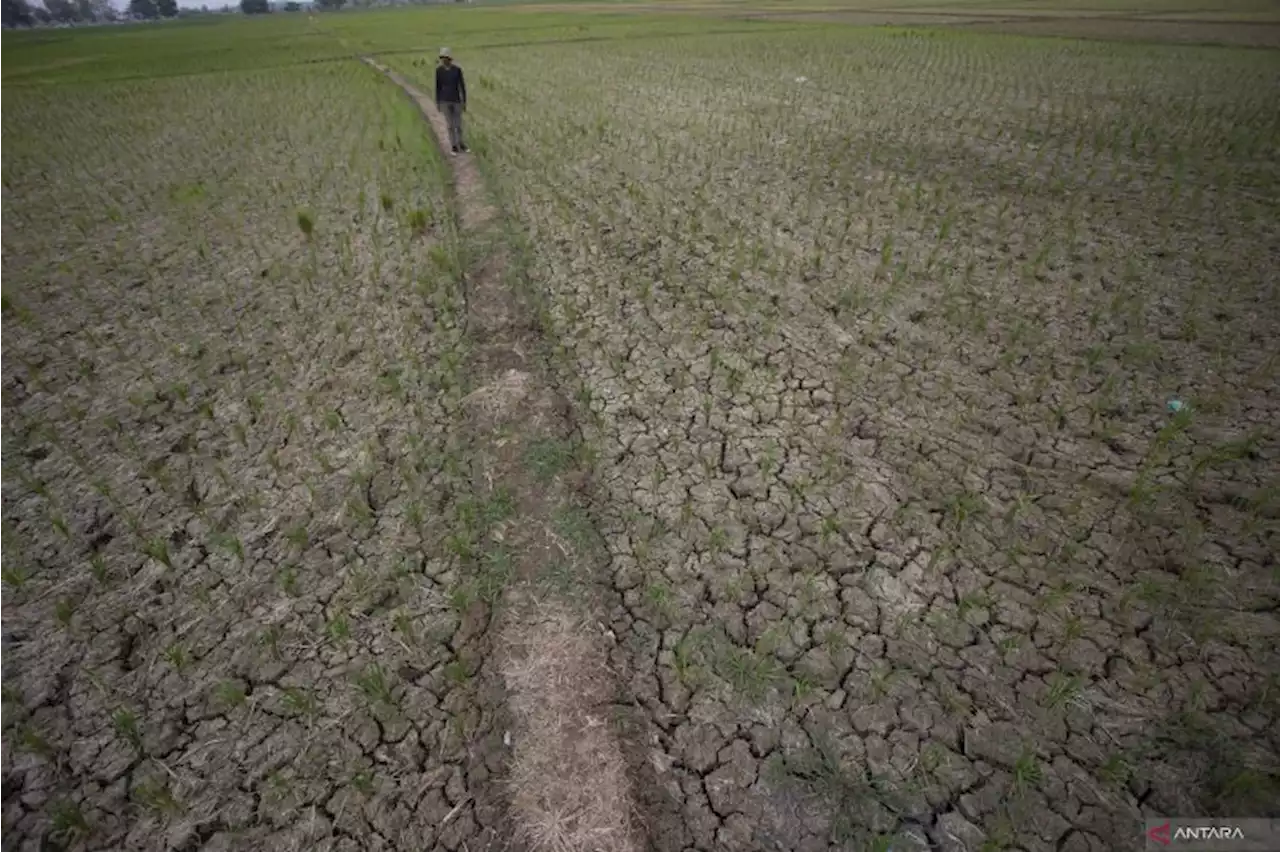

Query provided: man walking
[435,47,468,155]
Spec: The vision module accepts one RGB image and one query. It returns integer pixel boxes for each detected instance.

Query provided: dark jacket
[436,64,466,105]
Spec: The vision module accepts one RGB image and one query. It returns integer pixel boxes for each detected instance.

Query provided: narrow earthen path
[361,58,644,852]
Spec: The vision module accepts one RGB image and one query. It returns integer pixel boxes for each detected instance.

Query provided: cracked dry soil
[387,27,1279,852]
[4,22,1279,852]
[3,63,520,851]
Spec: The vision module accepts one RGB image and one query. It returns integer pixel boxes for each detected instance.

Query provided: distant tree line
[2,0,178,25]
[0,0,432,23]
[241,0,342,13]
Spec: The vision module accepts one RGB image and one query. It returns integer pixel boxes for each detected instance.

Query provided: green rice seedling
[88,550,108,583]
[213,681,246,709]
[48,799,91,847]
[277,564,299,596]
[672,633,707,685]
[111,707,142,750]
[1043,672,1085,711]
[15,724,55,760]
[296,210,315,239]
[257,625,283,660]
[209,532,243,562]
[354,664,395,708]
[405,501,425,531]
[281,686,318,719]
[133,778,183,817]
[162,643,188,672]
[2,561,31,590]
[263,770,292,805]
[325,615,351,644]
[54,598,77,628]
[1011,750,1043,796]
[708,526,729,555]
[142,537,172,569]
[553,505,598,556]
[715,644,782,704]
[1098,753,1133,789]
[525,438,575,483]
[443,659,470,686]
[392,610,417,645]
[476,547,513,605]
[350,770,376,796]
[407,208,430,234]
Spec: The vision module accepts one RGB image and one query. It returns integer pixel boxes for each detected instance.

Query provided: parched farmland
[3,7,1280,852]
[2,58,525,850]
[389,23,1280,851]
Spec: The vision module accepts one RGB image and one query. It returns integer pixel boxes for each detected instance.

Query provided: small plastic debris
[503,730,512,747]
[1167,399,1185,413]
[795,76,808,84]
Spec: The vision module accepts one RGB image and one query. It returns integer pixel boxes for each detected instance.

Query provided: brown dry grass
[501,602,641,852]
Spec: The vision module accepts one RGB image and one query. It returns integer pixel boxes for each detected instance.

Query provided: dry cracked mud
[388,29,1279,852]
[3,63,520,852]
[5,23,1279,852]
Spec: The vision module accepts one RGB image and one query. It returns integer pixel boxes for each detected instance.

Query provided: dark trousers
[440,101,464,148]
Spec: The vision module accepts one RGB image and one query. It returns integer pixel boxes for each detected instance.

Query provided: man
[435,47,468,155]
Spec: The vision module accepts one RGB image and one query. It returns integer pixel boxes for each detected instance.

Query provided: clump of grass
[54,598,77,628]
[142,537,172,569]
[15,724,55,760]
[2,562,32,590]
[525,438,576,483]
[162,643,188,672]
[714,643,783,703]
[213,681,246,710]
[282,686,318,719]
[209,532,243,562]
[1011,750,1043,796]
[1043,672,1085,711]
[1098,753,1132,788]
[133,778,183,817]
[296,210,315,239]
[392,609,417,645]
[350,770,376,796]
[477,547,514,604]
[672,630,711,685]
[767,731,907,843]
[407,208,430,234]
[447,582,476,613]
[354,664,395,708]
[89,552,109,585]
[443,659,470,685]
[277,564,299,597]
[48,799,90,847]
[325,615,351,644]
[111,707,142,750]
[553,505,599,555]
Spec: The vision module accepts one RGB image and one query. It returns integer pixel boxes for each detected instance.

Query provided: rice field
[3,6,1278,852]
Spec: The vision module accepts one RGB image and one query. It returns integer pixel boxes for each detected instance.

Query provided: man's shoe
[450,145,459,155]
[459,144,469,153]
